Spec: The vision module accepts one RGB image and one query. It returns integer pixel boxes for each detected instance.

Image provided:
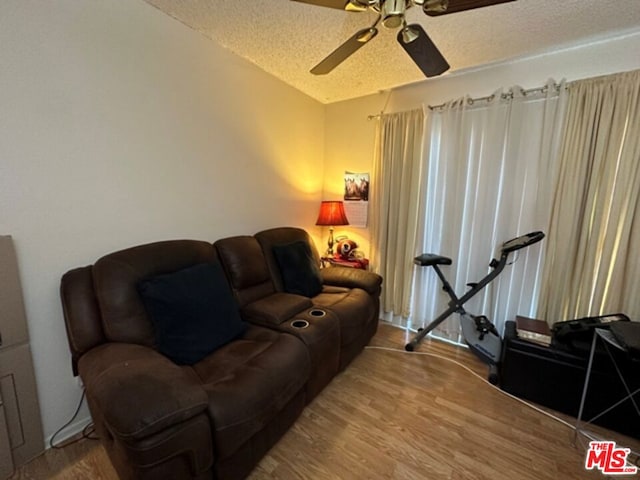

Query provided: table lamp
[315,201,349,255]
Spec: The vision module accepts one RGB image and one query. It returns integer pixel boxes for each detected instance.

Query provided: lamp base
[326,226,335,256]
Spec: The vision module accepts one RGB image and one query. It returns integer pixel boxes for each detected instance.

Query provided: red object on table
[323,256,369,270]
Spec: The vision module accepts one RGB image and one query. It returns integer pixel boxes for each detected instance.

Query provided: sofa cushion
[255,227,321,293]
[92,239,217,346]
[78,343,209,441]
[193,325,310,458]
[138,262,247,365]
[214,236,276,307]
[320,267,383,295]
[272,241,322,298]
[241,292,312,327]
[312,287,376,347]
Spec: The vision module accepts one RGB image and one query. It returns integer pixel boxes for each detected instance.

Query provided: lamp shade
[315,201,349,226]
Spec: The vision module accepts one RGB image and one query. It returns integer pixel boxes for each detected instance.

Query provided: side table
[575,328,640,470]
[321,257,369,270]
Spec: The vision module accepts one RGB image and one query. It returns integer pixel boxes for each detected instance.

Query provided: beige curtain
[538,70,640,321]
[412,82,566,339]
[370,109,425,321]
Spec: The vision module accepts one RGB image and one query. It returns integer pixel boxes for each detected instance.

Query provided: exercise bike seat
[414,253,453,266]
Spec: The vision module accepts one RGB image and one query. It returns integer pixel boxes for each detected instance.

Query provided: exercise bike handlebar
[501,231,545,255]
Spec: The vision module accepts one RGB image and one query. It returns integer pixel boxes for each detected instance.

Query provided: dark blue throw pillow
[137,262,247,365]
[272,241,323,298]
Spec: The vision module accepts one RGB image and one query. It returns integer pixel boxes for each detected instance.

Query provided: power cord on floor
[368,344,640,470]
[49,388,98,449]
[364,345,576,430]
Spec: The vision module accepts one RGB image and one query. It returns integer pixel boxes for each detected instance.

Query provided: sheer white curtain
[538,70,640,321]
[370,109,425,324]
[410,82,567,341]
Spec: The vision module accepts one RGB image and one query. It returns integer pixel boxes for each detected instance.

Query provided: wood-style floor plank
[11,323,639,479]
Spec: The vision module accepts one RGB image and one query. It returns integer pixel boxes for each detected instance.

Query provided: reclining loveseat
[60,227,382,479]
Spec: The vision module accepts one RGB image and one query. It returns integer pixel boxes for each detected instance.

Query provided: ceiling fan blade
[311,27,379,75]
[423,0,516,17]
[397,24,449,77]
[291,0,355,10]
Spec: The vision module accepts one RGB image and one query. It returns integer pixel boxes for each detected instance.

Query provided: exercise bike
[405,231,545,384]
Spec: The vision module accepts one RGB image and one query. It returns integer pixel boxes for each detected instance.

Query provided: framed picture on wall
[344,171,369,227]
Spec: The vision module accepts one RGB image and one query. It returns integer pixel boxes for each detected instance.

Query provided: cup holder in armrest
[309,309,326,318]
[291,319,310,329]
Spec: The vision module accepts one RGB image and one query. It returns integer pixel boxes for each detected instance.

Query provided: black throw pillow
[272,240,323,298]
[137,262,247,365]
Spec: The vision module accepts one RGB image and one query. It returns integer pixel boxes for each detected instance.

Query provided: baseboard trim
[45,415,93,450]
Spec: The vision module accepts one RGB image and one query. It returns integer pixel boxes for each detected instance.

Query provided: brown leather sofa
[60,227,382,480]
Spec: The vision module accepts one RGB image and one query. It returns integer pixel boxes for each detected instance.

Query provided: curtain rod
[428,82,564,111]
[367,89,393,121]
[367,81,564,119]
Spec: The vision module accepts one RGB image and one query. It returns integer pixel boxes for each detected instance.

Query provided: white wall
[324,29,640,257]
[0,1,325,442]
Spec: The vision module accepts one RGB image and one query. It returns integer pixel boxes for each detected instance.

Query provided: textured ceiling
[143,0,640,104]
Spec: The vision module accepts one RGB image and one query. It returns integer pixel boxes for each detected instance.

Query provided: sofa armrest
[78,343,209,442]
[241,292,312,327]
[321,268,383,295]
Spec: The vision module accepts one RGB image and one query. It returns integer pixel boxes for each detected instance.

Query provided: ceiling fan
[292,0,516,77]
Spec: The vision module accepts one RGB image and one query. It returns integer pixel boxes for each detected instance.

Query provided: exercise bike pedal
[461,313,502,366]
[473,315,499,336]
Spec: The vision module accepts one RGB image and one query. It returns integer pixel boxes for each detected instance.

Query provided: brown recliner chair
[60,240,311,480]
[215,234,341,402]
[254,227,382,371]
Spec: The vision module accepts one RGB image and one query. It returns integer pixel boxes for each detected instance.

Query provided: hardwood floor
[12,323,640,479]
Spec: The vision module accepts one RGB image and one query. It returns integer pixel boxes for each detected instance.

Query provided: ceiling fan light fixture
[381,0,406,28]
[400,25,419,43]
